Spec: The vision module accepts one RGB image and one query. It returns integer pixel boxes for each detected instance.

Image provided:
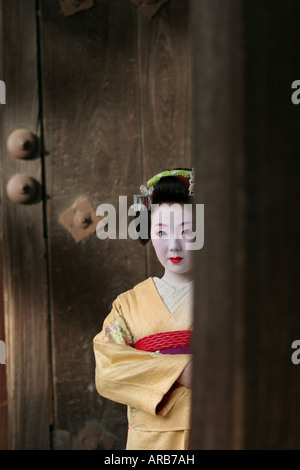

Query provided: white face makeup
[150,203,194,289]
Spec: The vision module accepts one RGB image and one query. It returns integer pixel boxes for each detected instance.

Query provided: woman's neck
[161,271,193,289]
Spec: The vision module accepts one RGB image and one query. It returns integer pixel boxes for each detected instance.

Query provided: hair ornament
[146,169,192,189]
[188,168,194,197]
[140,184,154,197]
[132,168,194,214]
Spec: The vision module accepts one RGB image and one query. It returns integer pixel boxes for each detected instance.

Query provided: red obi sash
[134,330,192,355]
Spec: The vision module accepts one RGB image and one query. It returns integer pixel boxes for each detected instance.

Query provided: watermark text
[291,80,300,104]
[0,340,5,364]
[291,340,300,365]
[95,197,204,250]
[0,80,6,104]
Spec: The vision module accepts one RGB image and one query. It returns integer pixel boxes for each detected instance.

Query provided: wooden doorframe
[0,0,51,449]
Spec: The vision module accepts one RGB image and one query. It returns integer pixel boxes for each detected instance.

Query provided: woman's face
[150,203,194,280]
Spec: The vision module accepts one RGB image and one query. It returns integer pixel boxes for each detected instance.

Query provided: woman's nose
[169,235,182,251]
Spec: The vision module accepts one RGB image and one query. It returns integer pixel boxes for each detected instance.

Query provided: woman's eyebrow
[177,220,193,226]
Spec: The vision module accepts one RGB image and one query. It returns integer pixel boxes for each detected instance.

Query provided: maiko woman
[93,169,195,450]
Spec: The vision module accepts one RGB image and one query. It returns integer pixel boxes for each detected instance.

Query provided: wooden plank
[190,0,300,450]
[0,4,9,452]
[0,226,8,450]
[137,0,192,277]
[40,0,145,449]
[190,0,245,449]
[242,0,300,449]
[0,0,50,449]
[0,5,8,437]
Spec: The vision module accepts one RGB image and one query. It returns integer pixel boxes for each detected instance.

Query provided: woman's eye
[158,230,167,237]
[182,229,195,240]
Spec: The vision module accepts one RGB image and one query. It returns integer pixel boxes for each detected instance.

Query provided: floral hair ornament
[132,168,194,213]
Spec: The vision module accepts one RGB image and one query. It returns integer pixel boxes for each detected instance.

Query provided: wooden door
[0,0,191,450]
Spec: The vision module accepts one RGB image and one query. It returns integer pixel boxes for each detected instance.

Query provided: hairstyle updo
[137,168,193,246]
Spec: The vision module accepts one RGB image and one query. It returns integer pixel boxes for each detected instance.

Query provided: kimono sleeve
[93,298,191,417]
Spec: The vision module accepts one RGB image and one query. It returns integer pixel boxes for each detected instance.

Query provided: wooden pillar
[242,0,300,449]
[190,0,300,450]
[190,0,246,449]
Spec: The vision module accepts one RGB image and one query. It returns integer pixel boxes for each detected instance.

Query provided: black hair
[152,175,190,205]
[136,168,192,246]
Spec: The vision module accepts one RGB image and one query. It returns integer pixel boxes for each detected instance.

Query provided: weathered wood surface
[139,0,192,277]
[40,0,144,450]
[0,234,8,449]
[190,0,300,450]
[0,0,50,449]
[0,6,8,451]
[39,0,191,449]
[242,0,300,449]
[0,0,192,450]
[190,0,245,450]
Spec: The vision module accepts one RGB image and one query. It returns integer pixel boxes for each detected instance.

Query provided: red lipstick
[169,257,183,264]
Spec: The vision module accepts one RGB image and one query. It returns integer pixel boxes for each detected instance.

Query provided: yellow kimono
[93,277,193,450]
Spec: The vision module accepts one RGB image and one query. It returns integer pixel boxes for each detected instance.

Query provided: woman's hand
[177,361,192,388]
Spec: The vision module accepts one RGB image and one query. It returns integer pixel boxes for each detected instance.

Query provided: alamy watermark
[0,340,5,364]
[291,80,300,104]
[291,340,300,365]
[0,80,6,104]
[95,198,204,250]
